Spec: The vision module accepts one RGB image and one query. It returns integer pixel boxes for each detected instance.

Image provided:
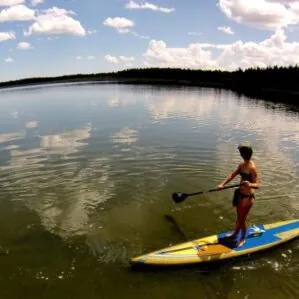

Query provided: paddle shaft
[187,183,241,197]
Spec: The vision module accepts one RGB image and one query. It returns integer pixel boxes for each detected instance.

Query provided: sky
[1,0,299,82]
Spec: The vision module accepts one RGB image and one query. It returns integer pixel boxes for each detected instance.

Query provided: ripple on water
[0,85,299,299]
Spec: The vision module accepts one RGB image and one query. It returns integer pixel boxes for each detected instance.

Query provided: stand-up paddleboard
[130,219,299,267]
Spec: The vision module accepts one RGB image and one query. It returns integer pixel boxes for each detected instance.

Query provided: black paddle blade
[172,192,188,203]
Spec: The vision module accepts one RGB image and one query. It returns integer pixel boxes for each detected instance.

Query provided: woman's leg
[226,205,241,238]
[236,198,253,247]
[234,205,242,234]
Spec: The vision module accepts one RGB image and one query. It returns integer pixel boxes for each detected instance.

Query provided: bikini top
[239,171,253,182]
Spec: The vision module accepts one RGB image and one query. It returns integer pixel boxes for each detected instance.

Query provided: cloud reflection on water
[40,126,91,156]
[0,124,115,239]
[0,132,25,144]
[25,121,38,129]
[111,127,138,145]
[145,91,217,122]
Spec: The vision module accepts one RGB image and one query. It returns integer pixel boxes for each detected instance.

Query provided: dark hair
[238,144,253,160]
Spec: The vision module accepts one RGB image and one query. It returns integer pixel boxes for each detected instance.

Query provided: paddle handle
[188,183,241,197]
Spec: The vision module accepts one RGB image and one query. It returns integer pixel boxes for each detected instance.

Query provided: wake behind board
[130,219,299,267]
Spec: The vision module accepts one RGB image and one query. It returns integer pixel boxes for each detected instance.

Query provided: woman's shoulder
[236,161,246,169]
[237,162,244,170]
[249,160,258,170]
[239,160,257,171]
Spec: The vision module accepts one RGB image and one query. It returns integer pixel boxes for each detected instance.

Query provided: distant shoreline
[1,67,299,107]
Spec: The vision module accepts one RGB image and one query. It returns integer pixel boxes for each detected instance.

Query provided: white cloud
[5,57,13,63]
[188,31,202,36]
[31,0,43,6]
[218,26,234,35]
[131,31,150,39]
[218,0,299,30]
[0,31,15,42]
[0,4,35,22]
[75,56,96,60]
[105,55,135,65]
[0,0,24,6]
[17,41,33,49]
[103,17,134,33]
[143,40,218,69]
[25,6,86,36]
[105,54,118,64]
[267,0,299,3]
[143,29,299,70]
[87,29,97,35]
[124,62,133,68]
[120,56,135,67]
[289,2,299,17]
[119,56,135,63]
[125,0,175,13]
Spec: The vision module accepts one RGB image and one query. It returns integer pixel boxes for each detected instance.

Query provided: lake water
[0,83,299,299]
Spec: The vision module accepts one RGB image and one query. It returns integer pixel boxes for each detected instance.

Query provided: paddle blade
[172,192,188,203]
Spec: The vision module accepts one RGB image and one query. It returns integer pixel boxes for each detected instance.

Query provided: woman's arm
[217,164,241,189]
[249,166,260,189]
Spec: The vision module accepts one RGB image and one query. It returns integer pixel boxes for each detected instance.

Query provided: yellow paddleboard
[130,219,299,267]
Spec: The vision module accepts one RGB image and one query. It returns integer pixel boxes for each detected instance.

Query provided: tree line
[1,66,298,104]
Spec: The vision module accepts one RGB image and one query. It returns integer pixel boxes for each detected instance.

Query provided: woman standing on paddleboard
[217,144,260,247]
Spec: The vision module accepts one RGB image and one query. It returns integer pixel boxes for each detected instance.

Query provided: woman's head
[238,143,253,161]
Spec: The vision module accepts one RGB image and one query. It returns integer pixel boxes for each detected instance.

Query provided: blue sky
[1,0,299,81]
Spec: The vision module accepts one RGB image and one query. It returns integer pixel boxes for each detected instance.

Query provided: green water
[0,83,299,299]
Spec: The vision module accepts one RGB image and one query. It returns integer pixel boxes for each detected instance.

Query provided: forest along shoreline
[1,66,298,108]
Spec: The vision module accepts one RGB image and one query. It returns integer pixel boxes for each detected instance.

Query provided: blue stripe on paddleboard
[217,220,299,252]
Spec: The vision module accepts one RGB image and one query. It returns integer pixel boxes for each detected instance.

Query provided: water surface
[0,83,299,299]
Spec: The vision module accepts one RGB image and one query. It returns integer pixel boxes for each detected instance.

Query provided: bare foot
[236,239,246,248]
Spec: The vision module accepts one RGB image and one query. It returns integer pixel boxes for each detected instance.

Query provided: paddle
[172,183,242,203]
